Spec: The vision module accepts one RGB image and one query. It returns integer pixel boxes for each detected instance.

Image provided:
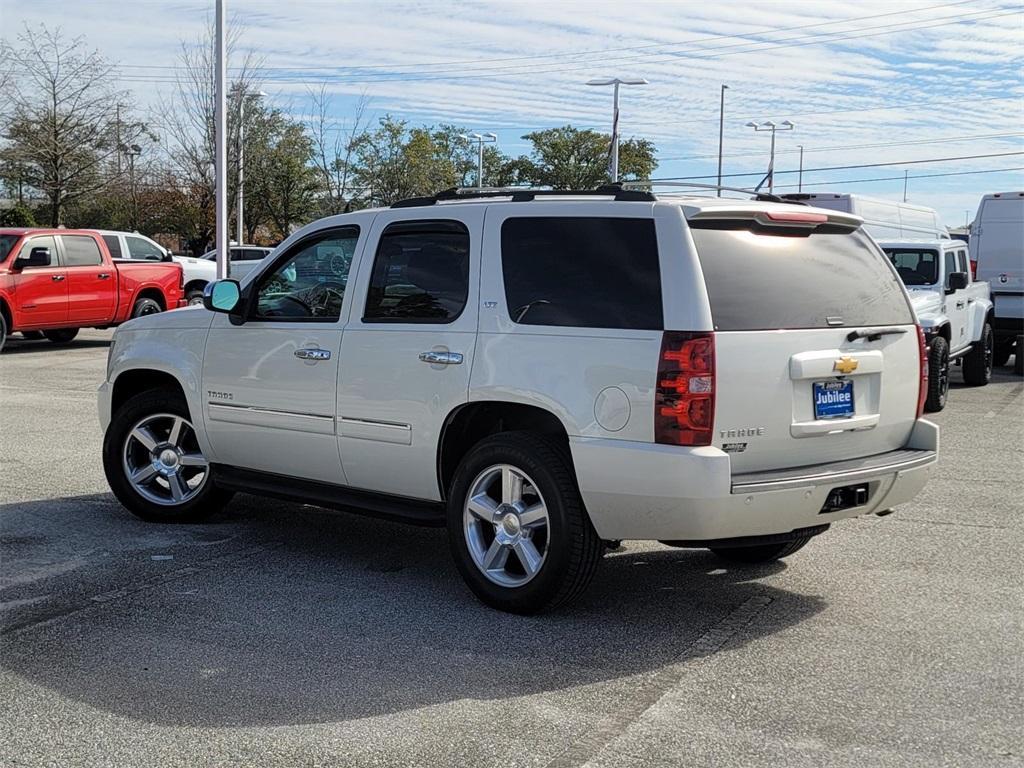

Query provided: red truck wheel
[43,329,79,345]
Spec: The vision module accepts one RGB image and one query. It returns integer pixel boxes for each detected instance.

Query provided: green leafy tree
[248,119,319,239]
[517,126,657,189]
[0,202,37,227]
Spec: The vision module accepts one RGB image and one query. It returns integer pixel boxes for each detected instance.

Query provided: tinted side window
[102,235,122,259]
[253,227,359,321]
[500,217,663,330]
[363,220,469,323]
[942,250,956,289]
[126,236,163,260]
[61,235,103,267]
[885,249,939,286]
[18,236,57,268]
[956,250,968,274]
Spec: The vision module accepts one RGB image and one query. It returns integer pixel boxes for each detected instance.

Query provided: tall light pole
[214,0,228,280]
[716,84,729,196]
[797,144,804,193]
[903,169,909,202]
[587,77,648,183]
[236,87,267,245]
[745,119,794,193]
[125,144,142,229]
[461,132,497,188]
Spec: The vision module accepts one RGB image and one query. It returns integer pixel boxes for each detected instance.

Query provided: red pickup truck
[0,228,184,350]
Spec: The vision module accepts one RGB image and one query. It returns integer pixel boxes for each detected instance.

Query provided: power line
[772,165,1024,189]
[652,151,1024,181]
[657,132,1024,163]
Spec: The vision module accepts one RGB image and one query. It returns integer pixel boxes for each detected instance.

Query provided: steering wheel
[308,281,346,317]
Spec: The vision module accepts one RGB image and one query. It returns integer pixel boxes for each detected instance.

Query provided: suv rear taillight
[916,325,928,418]
[656,331,715,446]
[969,258,978,281]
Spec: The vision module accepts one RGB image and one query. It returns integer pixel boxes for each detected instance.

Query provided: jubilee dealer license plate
[813,380,855,420]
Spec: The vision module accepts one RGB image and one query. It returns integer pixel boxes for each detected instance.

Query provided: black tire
[710,536,812,564]
[0,311,6,352]
[185,289,205,307]
[446,431,603,614]
[131,297,163,318]
[962,322,993,386]
[21,330,44,340]
[102,389,233,523]
[43,328,79,345]
[925,335,950,412]
[1016,335,1024,376]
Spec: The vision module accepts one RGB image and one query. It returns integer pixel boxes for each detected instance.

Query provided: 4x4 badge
[833,356,859,374]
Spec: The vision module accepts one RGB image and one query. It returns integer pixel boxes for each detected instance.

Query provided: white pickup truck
[880,240,994,411]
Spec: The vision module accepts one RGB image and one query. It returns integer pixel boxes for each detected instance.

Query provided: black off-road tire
[992,341,1012,368]
[43,328,79,345]
[710,536,812,564]
[962,322,993,386]
[131,297,163,319]
[446,431,603,614]
[925,336,950,412]
[186,289,205,307]
[1015,335,1024,376]
[102,389,233,523]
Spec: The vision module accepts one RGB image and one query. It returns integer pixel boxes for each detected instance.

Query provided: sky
[2,0,1022,226]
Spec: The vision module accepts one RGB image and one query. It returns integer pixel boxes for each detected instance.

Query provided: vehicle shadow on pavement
[0,492,826,728]
[1,338,112,354]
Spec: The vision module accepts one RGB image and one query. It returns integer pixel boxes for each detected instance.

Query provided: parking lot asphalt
[1,328,1021,768]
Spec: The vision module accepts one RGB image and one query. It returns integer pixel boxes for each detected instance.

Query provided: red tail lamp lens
[656,331,716,446]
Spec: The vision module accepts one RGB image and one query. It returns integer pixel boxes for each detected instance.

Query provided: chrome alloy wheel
[122,413,209,506]
[463,464,550,588]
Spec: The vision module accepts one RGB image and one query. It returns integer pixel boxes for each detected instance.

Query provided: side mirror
[947,272,969,293]
[14,247,52,269]
[203,279,242,316]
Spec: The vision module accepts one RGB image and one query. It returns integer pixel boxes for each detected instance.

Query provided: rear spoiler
[686,207,863,233]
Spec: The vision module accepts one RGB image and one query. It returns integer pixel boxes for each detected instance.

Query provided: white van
[971,191,1024,369]
[781,193,949,241]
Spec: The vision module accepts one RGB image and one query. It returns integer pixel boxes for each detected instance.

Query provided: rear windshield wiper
[846,327,909,342]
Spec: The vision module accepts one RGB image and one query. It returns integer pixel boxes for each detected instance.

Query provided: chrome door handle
[419,350,463,365]
[98,272,111,279]
[295,348,331,361]
[51,275,65,282]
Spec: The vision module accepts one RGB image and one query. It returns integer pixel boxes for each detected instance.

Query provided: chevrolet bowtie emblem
[833,356,859,374]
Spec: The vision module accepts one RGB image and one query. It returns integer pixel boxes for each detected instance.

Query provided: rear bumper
[571,419,938,541]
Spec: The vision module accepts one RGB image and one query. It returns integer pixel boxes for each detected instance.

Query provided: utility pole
[716,84,728,196]
[903,169,909,202]
[115,103,123,174]
[215,0,228,280]
[587,77,648,183]
[126,144,141,229]
[460,133,497,188]
[797,145,804,193]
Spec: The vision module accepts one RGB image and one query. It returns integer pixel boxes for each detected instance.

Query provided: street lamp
[587,77,648,183]
[797,144,804,193]
[717,84,729,196]
[236,87,268,246]
[124,143,142,228]
[746,119,795,193]
[461,132,497,189]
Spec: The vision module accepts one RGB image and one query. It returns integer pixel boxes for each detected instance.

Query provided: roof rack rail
[619,181,806,205]
[390,184,656,208]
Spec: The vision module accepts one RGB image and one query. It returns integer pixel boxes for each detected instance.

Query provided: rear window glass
[61,235,103,267]
[884,249,939,286]
[501,217,663,330]
[102,235,122,258]
[691,226,913,331]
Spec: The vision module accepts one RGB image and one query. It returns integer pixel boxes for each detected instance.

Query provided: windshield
[0,234,20,261]
[884,249,939,286]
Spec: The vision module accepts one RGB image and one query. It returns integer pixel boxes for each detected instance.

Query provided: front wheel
[43,328,79,345]
[131,297,163,318]
[710,536,812,564]
[102,389,233,522]
[185,289,205,307]
[962,322,993,386]
[447,432,602,614]
[925,336,950,412]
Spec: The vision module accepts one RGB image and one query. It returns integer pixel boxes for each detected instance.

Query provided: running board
[212,464,446,527]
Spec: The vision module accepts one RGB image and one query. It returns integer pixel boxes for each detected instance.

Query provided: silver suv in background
[201,245,274,281]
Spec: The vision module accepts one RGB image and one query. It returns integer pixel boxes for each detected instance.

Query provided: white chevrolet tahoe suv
[880,239,994,412]
[98,186,938,614]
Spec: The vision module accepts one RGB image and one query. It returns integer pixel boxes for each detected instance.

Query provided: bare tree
[307,85,370,215]
[0,25,127,225]
[158,16,261,253]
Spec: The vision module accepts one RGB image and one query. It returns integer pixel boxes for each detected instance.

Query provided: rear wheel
[102,389,233,522]
[925,336,950,412]
[962,322,993,386]
[185,289,205,307]
[993,340,1012,368]
[131,297,163,319]
[710,536,812,564]
[43,328,79,345]
[1016,335,1024,376]
[447,432,602,614]
[21,330,44,340]
[0,312,6,352]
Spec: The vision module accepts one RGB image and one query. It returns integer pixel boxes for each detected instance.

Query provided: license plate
[813,380,855,420]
